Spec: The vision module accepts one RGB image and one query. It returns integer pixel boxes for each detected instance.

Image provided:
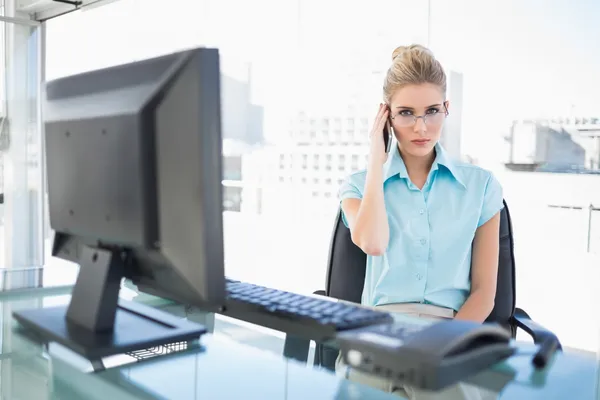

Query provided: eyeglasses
[390,107,449,128]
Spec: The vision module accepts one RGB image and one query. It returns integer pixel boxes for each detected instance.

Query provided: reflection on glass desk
[0,282,598,400]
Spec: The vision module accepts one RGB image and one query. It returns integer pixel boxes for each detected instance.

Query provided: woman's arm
[341,104,391,256]
[454,212,501,322]
[342,160,389,256]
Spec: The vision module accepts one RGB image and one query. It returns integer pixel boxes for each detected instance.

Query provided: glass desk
[0,282,598,399]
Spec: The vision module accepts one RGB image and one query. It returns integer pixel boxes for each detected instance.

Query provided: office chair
[283,199,562,370]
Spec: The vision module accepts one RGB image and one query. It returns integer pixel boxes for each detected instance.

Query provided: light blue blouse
[339,143,504,311]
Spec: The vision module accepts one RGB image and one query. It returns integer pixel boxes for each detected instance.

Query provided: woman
[340,43,502,321]
[336,44,503,397]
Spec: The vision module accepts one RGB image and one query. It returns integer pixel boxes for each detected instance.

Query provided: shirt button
[416,274,423,280]
[419,209,425,215]
[420,239,427,245]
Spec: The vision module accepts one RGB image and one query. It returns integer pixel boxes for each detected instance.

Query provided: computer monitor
[13,47,226,359]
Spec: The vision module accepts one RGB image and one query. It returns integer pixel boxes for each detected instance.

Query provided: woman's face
[388,83,448,158]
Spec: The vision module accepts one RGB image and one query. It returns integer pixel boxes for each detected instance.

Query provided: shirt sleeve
[478,173,504,228]
[338,175,363,228]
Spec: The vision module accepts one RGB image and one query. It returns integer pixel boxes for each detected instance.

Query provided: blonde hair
[383,44,446,104]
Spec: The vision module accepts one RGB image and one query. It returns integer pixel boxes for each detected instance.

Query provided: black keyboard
[224,279,394,341]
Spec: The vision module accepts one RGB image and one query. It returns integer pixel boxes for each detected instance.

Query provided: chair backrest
[324,199,516,331]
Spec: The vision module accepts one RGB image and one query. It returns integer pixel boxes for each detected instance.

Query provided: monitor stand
[13,246,206,360]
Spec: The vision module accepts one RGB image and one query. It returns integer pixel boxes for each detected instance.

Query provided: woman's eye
[426,108,440,114]
[399,110,413,116]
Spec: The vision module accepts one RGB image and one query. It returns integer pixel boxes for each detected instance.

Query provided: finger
[375,103,385,121]
[374,104,386,124]
[382,108,389,120]
[376,108,389,131]
[370,105,385,137]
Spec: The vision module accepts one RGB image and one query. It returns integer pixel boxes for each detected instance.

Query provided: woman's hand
[368,103,390,166]
[342,105,391,255]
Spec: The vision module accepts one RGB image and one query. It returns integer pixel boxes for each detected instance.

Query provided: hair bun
[391,44,432,61]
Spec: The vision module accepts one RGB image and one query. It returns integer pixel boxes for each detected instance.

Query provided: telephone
[337,319,516,391]
[383,111,394,153]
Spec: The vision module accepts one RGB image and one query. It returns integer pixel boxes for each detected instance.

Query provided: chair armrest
[513,307,562,369]
[513,308,561,348]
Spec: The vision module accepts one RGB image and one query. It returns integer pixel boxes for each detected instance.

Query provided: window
[338,154,346,171]
[351,154,360,171]
[0,21,43,270]
[430,0,600,352]
[312,154,320,170]
[346,119,355,139]
[334,118,342,130]
[224,186,242,212]
[223,156,243,180]
[320,130,328,142]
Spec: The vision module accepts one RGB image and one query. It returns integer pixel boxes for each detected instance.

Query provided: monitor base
[13,299,206,360]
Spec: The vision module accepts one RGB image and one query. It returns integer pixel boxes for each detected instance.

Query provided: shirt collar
[383,142,465,188]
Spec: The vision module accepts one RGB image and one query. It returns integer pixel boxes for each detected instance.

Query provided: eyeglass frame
[389,101,450,127]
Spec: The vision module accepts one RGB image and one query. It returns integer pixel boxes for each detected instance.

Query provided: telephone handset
[383,115,394,153]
